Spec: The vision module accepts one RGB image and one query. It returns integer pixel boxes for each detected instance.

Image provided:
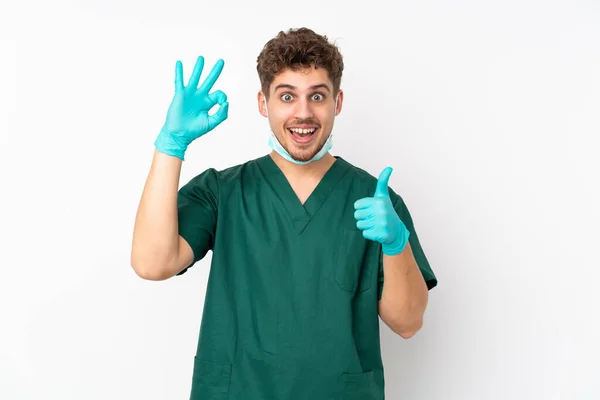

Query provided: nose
[294,98,314,119]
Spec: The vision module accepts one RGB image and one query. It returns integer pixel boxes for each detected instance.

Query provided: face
[258,66,343,162]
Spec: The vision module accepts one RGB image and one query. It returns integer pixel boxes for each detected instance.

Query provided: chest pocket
[333,228,372,293]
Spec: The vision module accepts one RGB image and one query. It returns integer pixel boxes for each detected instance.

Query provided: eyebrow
[273,83,331,93]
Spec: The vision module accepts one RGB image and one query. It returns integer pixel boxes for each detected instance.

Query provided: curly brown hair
[256,27,344,99]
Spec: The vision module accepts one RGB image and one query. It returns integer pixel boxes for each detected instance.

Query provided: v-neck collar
[256,154,351,234]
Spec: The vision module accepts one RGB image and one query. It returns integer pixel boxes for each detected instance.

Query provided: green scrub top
[176,154,437,400]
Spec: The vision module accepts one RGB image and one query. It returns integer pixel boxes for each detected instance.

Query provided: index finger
[354,197,373,210]
[198,59,225,93]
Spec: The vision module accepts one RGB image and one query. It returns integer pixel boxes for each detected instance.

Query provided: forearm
[379,242,429,337]
[131,150,182,277]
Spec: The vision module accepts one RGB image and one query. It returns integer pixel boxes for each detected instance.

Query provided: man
[131,27,437,400]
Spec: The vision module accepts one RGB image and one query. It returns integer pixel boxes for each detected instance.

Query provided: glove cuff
[154,129,187,160]
[382,227,410,256]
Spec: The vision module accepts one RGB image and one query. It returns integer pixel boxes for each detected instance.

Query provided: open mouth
[287,127,319,144]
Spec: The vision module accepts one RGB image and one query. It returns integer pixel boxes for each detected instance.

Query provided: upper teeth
[290,128,316,134]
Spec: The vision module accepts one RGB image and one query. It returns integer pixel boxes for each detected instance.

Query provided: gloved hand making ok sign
[353,167,410,255]
[154,56,229,160]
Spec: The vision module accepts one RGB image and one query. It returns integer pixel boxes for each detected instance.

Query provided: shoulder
[181,156,265,194]
[338,156,404,204]
[338,156,378,190]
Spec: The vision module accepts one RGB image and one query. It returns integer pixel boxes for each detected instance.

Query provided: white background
[1,0,599,399]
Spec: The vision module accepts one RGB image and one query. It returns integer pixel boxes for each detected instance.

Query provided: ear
[335,89,344,116]
[258,91,268,118]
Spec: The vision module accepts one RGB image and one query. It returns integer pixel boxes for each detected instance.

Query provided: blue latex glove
[353,167,410,255]
[154,56,229,160]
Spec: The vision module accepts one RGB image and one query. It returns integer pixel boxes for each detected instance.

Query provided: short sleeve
[377,188,438,300]
[175,168,219,276]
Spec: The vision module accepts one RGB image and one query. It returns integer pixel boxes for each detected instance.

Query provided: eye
[281,93,293,102]
[312,93,324,101]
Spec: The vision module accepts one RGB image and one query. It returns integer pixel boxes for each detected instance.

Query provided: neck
[269,151,336,179]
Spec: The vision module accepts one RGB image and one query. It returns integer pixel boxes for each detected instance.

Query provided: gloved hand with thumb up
[353,167,410,255]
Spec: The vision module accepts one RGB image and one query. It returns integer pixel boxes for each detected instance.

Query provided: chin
[287,144,324,162]
[291,152,317,162]
[279,128,330,161]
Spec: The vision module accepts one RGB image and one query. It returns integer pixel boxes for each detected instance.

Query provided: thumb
[374,167,393,197]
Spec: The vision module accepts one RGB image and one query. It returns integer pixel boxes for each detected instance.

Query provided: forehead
[270,66,332,93]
